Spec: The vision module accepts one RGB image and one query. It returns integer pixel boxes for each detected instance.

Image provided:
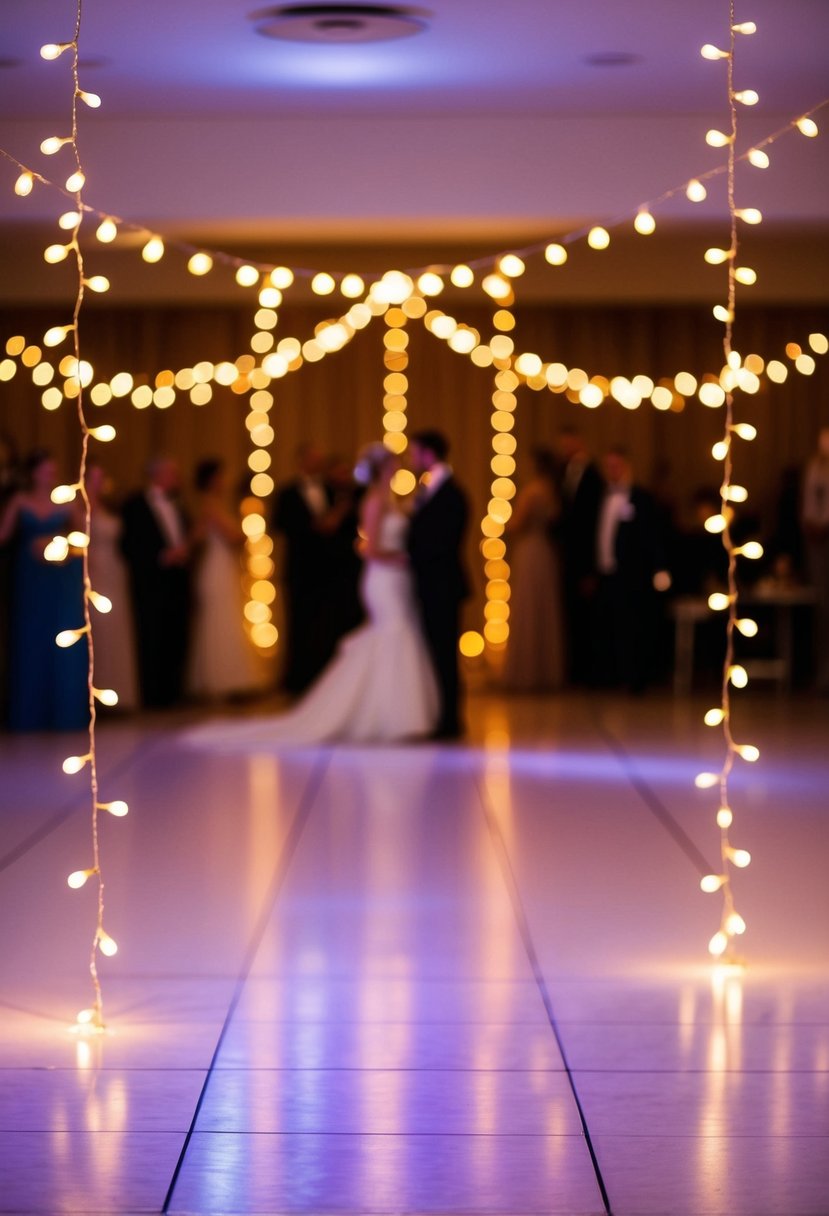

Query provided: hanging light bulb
[634,209,656,235]
[97,931,118,957]
[97,800,129,817]
[67,869,96,889]
[88,424,116,442]
[712,440,730,461]
[498,254,525,278]
[40,135,72,155]
[708,592,732,611]
[62,753,92,774]
[87,590,112,613]
[706,129,733,148]
[235,264,260,288]
[733,422,757,440]
[142,236,165,263]
[701,44,730,60]
[796,117,818,138]
[735,541,763,560]
[311,272,335,296]
[728,665,748,688]
[704,248,732,265]
[340,273,365,299]
[43,536,70,562]
[40,41,73,59]
[727,847,751,868]
[747,147,770,169]
[735,617,758,637]
[732,21,757,35]
[736,743,760,762]
[188,252,213,276]
[93,688,119,707]
[700,874,725,892]
[704,708,725,727]
[726,912,747,935]
[717,806,733,829]
[51,482,79,503]
[708,931,729,957]
[78,89,102,109]
[734,266,757,286]
[735,208,763,225]
[56,626,88,648]
[95,218,117,243]
[65,170,85,193]
[84,276,110,294]
[713,305,734,323]
[14,171,35,197]
[587,227,610,250]
[704,513,727,534]
[686,179,707,202]
[544,244,568,266]
[733,89,759,106]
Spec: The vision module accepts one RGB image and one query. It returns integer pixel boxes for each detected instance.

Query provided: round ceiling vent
[251,4,431,44]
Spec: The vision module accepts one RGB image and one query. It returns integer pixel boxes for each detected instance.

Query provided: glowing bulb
[14,172,34,197]
[97,932,118,957]
[704,708,725,727]
[44,243,71,264]
[51,483,78,504]
[84,276,110,293]
[732,21,756,34]
[68,869,95,889]
[717,807,733,829]
[88,590,113,613]
[44,325,74,347]
[724,485,748,503]
[587,226,610,250]
[67,530,90,549]
[733,423,757,441]
[736,744,760,763]
[712,440,730,461]
[76,1008,95,1025]
[270,266,294,289]
[498,254,525,278]
[544,243,568,266]
[65,170,85,193]
[58,211,81,233]
[188,252,213,276]
[704,248,731,265]
[633,209,656,235]
[40,42,73,59]
[747,147,770,169]
[701,44,729,60]
[729,665,748,688]
[713,305,734,323]
[98,800,129,817]
[706,129,732,148]
[62,753,91,775]
[340,273,365,298]
[733,89,759,106]
[735,618,758,638]
[709,931,728,957]
[695,772,719,790]
[482,274,511,300]
[94,688,119,707]
[450,264,474,287]
[142,236,164,263]
[704,513,727,534]
[43,537,70,562]
[701,874,725,893]
[311,272,335,296]
[708,593,731,612]
[686,179,707,202]
[56,627,87,648]
[728,848,751,868]
[40,135,71,155]
[796,117,818,138]
[88,424,116,442]
[726,912,746,935]
[734,209,763,227]
[235,264,260,288]
[417,272,444,296]
[78,90,101,109]
[735,541,763,560]
[735,266,757,286]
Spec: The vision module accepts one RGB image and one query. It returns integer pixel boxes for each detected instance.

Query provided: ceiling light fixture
[251,3,431,44]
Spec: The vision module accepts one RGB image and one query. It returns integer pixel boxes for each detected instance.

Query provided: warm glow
[706,129,732,148]
[587,226,610,250]
[498,254,525,278]
[311,272,335,296]
[634,209,656,235]
[735,208,762,225]
[142,236,165,263]
[747,147,769,169]
[66,170,85,193]
[544,243,568,266]
[701,43,729,60]
[235,264,260,288]
[459,631,485,658]
[796,117,818,138]
[686,179,707,202]
[188,252,213,276]
[450,264,474,287]
[340,273,365,299]
[14,172,34,197]
[733,89,759,106]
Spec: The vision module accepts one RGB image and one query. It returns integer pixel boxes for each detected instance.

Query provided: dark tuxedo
[591,483,663,692]
[407,475,470,737]
[121,491,190,708]
[558,456,603,683]
[272,479,332,694]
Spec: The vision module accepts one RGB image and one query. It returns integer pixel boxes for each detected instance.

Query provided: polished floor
[1,691,828,1215]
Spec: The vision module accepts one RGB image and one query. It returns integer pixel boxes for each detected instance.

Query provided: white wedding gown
[184,511,439,747]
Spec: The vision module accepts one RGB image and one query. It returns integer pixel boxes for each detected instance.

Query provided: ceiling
[0,0,827,302]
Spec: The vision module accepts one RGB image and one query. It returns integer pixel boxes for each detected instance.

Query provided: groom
[408,430,470,739]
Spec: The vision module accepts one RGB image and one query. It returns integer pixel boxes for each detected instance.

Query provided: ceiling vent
[251,4,431,44]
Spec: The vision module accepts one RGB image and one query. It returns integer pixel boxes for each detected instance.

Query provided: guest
[271,442,332,694]
[121,455,191,708]
[802,426,829,693]
[86,464,139,711]
[188,458,264,700]
[0,449,87,731]
[408,429,471,738]
[591,447,666,693]
[502,447,565,691]
[555,426,603,684]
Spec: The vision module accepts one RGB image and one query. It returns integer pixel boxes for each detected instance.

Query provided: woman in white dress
[87,464,139,710]
[188,459,264,699]
[185,446,439,747]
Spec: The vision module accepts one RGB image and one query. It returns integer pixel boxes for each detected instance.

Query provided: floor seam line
[474,772,614,1216]
[161,749,332,1215]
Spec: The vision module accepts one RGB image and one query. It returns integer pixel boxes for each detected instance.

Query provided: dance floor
[1,691,827,1215]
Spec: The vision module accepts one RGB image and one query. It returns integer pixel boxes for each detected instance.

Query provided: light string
[2,97,826,299]
[694,5,762,962]
[36,2,126,1032]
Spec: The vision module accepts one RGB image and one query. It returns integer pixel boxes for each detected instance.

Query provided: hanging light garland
[35,0,126,1032]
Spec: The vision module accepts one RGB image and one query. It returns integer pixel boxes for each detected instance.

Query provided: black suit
[592,484,663,692]
[121,492,190,708]
[407,477,470,737]
[272,480,331,694]
[559,457,603,683]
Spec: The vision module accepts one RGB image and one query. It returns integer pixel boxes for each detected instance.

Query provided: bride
[185,445,439,747]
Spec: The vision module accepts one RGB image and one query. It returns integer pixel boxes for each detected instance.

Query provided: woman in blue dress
[0,450,88,731]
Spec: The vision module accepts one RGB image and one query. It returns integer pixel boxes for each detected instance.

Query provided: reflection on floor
[0,691,827,1215]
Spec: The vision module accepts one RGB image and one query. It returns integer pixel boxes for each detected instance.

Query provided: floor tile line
[474,775,613,1216]
[590,702,714,877]
[0,732,169,875]
[161,750,333,1216]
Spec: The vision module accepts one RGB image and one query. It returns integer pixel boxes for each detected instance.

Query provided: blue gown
[7,507,88,731]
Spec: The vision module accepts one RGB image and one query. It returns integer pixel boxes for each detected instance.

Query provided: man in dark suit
[121,455,190,708]
[271,442,332,694]
[408,430,470,739]
[555,426,603,684]
[591,447,668,692]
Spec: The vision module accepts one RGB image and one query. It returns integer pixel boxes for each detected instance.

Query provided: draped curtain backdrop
[2,302,828,622]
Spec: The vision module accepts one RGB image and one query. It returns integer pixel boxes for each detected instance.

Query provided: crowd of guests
[1,422,828,732]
